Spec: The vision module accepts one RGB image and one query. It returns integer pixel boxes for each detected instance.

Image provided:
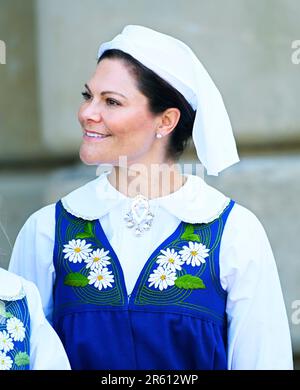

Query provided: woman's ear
[158,108,181,136]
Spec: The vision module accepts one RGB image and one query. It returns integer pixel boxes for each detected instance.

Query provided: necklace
[124,194,154,236]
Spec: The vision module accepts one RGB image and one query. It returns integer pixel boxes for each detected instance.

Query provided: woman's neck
[107,161,186,199]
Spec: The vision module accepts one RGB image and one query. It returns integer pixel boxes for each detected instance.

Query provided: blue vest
[0,296,30,370]
[53,199,235,370]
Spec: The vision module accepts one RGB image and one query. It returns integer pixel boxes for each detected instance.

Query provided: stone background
[0,0,299,365]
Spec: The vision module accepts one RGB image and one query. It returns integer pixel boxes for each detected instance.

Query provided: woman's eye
[106,98,120,106]
[81,91,92,101]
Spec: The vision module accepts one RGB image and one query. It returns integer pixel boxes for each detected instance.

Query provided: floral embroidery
[179,242,209,267]
[148,266,177,291]
[0,301,30,370]
[0,330,14,352]
[6,317,25,342]
[85,248,111,271]
[88,268,115,290]
[156,248,184,272]
[0,351,13,370]
[148,241,210,291]
[63,236,115,292]
[63,239,92,263]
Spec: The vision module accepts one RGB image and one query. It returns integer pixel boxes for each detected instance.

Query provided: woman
[9,25,293,370]
[0,267,70,370]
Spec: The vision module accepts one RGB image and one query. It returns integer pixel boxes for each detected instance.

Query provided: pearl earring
[156,133,163,139]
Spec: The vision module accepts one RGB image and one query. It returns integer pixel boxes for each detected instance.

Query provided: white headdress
[97,25,239,176]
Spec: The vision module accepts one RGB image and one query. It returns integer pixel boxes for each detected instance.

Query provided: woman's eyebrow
[101,90,127,100]
[84,84,127,99]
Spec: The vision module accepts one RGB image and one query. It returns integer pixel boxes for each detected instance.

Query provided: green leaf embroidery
[181,224,201,242]
[75,233,91,239]
[175,274,206,290]
[14,352,30,367]
[0,303,12,320]
[64,272,89,287]
[0,301,5,316]
[0,302,13,319]
[75,221,95,239]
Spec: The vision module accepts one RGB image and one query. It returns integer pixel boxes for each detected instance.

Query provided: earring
[156,133,163,139]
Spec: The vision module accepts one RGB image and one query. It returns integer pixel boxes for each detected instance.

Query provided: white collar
[0,268,26,301]
[62,172,230,224]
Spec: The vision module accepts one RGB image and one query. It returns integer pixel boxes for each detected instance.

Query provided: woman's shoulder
[16,175,106,240]
[20,203,56,235]
[17,175,104,237]
[228,201,267,236]
[221,201,274,268]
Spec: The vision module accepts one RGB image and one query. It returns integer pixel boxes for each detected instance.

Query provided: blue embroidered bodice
[53,199,235,370]
[0,296,30,370]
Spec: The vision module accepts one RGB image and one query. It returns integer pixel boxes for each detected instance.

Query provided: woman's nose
[81,101,102,123]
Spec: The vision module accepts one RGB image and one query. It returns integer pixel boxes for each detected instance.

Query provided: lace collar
[62,171,230,224]
[0,268,26,301]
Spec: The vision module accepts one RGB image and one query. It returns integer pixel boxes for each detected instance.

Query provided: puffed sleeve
[9,205,56,323]
[22,279,70,370]
[220,203,293,369]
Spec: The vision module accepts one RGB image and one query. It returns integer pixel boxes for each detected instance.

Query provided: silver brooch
[124,194,154,236]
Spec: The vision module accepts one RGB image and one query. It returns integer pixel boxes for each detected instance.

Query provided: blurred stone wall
[0,0,44,162]
[0,0,299,361]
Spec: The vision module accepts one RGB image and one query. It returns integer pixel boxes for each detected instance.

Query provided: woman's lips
[83,130,111,141]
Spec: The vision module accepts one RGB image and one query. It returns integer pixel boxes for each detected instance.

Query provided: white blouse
[0,268,70,370]
[8,172,293,370]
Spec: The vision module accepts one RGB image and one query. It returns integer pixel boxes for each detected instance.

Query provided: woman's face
[78,58,162,166]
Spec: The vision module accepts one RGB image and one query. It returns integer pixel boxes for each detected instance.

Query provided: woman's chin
[79,146,113,166]
[79,148,99,165]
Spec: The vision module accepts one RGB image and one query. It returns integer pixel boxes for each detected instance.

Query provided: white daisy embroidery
[148,266,177,291]
[179,242,209,266]
[6,317,26,342]
[85,248,111,271]
[0,330,14,353]
[63,239,92,263]
[156,248,184,272]
[0,351,13,370]
[88,268,114,290]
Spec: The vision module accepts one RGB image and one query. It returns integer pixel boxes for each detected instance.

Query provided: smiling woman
[78,54,184,169]
[79,58,164,166]
[8,25,293,370]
